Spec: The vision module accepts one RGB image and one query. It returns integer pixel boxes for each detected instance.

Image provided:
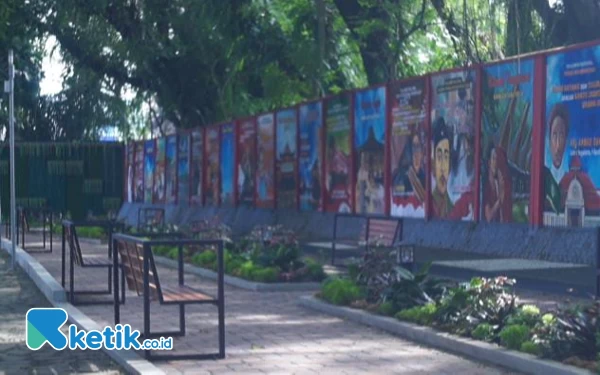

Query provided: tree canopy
[3,0,600,139]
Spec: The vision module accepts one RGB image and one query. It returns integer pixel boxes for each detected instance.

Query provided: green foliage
[472,323,495,342]
[499,324,531,351]
[77,226,105,239]
[395,303,437,326]
[381,263,449,311]
[152,245,174,257]
[378,302,395,317]
[520,341,542,356]
[507,304,541,328]
[321,278,362,306]
[191,251,217,269]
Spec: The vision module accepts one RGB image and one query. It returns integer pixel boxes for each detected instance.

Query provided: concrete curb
[154,256,321,292]
[298,296,592,375]
[1,239,165,375]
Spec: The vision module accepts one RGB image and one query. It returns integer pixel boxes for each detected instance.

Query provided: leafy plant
[508,304,541,328]
[395,303,437,325]
[472,323,495,342]
[520,341,542,356]
[321,278,362,306]
[381,263,449,311]
[191,251,217,268]
[378,302,395,316]
[499,324,530,350]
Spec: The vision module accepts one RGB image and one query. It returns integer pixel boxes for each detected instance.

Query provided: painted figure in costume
[327,136,349,191]
[257,147,271,200]
[393,129,426,202]
[484,144,505,222]
[544,103,569,213]
[431,117,453,217]
[310,161,321,209]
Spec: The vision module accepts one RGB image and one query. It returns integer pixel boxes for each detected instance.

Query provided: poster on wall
[276,108,298,209]
[221,123,235,206]
[544,46,600,227]
[165,135,178,204]
[190,129,203,205]
[177,134,190,205]
[153,137,166,203]
[430,70,476,220]
[134,142,144,202]
[482,59,534,224]
[144,140,155,203]
[256,114,275,209]
[354,86,386,214]
[237,119,256,206]
[325,95,352,213]
[389,79,427,218]
[126,143,134,202]
[299,101,323,211]
[204,126,220,206]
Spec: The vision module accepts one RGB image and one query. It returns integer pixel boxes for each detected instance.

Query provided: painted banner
[144,140,155,203]
[299,101,323,211]
[430,70,476,220]
[221,123,235,206]
[389,79,427,218]
[134,142,144,202]
[126,142,134,202]
[482,59,534,224]
[190,129,203,205]
[177,134,190,205]
[165,135,178,204]
[256,114,275,209]
[153,137,166,203]
[204,126,220,206]
[544,45,600,227]
[237,119,256,206]
[325,95,352,213]
[276,109,298,209]
[354,87,386,214]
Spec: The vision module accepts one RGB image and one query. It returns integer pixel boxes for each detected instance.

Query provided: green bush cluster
[320,278,362,306]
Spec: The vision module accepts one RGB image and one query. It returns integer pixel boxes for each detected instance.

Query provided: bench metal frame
[137,207,166,232]
[112,233,225,361]
[8,207,54,253]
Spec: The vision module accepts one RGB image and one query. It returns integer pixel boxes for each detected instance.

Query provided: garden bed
[309,248,599,374]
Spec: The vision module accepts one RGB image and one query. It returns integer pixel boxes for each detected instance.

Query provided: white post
[8,50,16,270]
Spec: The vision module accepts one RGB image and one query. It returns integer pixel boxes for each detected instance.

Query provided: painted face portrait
[411,133,423,171]
[548,103,569,170]
[489,147,498,179]
[435,139,450,194]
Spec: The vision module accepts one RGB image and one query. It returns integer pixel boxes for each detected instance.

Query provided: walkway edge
[154,256,321,292]
[298,295,592,375]
[0,239,165,375]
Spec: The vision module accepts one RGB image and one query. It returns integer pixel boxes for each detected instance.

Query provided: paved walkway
[18,233,518,374]
[0,251,123,375]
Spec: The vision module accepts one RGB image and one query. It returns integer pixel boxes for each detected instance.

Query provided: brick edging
[0,238,165,375]
[153,256,321,292]
[298,296,592,375]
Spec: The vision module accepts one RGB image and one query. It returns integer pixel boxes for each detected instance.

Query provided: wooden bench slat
[161,285,214,303]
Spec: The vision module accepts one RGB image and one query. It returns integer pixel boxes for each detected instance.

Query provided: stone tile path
[0,251,123,375]
[17,233,522,374]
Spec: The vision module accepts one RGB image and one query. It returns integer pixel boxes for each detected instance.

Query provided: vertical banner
[482,59,534,223]
[165,135,178,204]
[354,86,387,214]
[143,140,155,203]
[389,79,427,218]
[276,108,298,209]
[204,126,220,205]
[177,134,190,205]
[153,137,166,203]
[237,118,256,206]
[134,142,144,202]
[126,142,134,203]
[299,101,324,211]
[543,45,600,227]
[325,95,352,213]
[220,123,235,206]
[430,70,476,220]
[190,129,203,205]
[256,114,276,209]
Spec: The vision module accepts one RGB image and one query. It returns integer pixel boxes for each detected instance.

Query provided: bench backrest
[364,218,401,247]
[137,208,165,231]
[115,239,161,300]
[64,223,84,266]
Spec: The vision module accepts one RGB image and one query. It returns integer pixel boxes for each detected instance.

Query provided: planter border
[298,295,593,375]
[154,256,321,292]
[0,239,165,375]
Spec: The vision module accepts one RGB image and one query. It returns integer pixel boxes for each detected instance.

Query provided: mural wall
[177,134,190,205]
[276,109,298,209]
[237,118,256,206]
[165,135,178,204]
[143,140,155,203]
[204,126,220,206]
[256,114,275,209]
[221,123,235,206]
[134,142,144,203]
[325,94,352,213]
[190,129,203,205]
[299,101,323,211]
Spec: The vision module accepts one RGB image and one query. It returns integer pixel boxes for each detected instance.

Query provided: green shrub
[499,324,530,350]
[471,323,495,342]
[152,246,173,256]
[378,302,396,316]
[301,259,326,282]
[191,251,217,268]
[508,304,541,327]
[395,303,437,325]
[250,267,279,283]
[321,278,362,306]
[520,341,542,356]
[78,227,105,239]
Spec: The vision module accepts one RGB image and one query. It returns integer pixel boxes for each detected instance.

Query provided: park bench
[331,213,414,269]
[4,207,54,252]
[112,234,225,361]
[61,220,125,305]
[137,207,166,232]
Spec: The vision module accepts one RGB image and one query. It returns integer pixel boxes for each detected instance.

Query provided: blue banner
[166,135,177,204]
[221,123,235,206]
[299,102,323,211]
[144,140,155,203]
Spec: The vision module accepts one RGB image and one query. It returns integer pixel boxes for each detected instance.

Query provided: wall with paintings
[299,102,324,211]
[276,109,298,209]
[221,123,236,206]
[237,118,256,206]
[256,114,276,209]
